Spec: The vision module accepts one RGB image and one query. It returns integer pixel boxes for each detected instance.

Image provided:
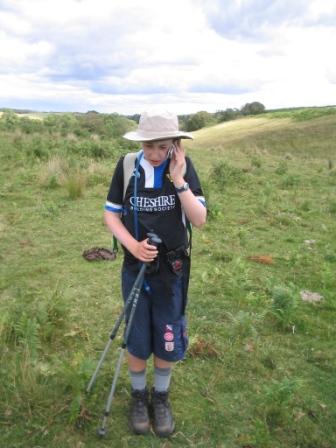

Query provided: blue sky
[0,0,335,114]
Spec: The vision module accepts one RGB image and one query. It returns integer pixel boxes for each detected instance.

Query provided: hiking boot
[129,388,150,435]
[151,388,175,437]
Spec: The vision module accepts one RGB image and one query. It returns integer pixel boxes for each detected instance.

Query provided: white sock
[154,367,172,392]
[129,369,146,391]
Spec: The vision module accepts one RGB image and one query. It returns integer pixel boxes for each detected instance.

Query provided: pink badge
[165,342,174,352]
[164,332,174,342]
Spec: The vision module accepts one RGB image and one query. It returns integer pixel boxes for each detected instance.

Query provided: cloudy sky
[0,0,335,114]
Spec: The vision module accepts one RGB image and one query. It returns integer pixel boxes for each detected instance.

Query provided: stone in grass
[300,290,323,303]
[304,240,316,251]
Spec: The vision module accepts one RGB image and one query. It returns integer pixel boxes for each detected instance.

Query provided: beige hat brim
[123,130,193,141]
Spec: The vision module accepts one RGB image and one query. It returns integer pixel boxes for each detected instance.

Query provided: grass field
[1,108,336,447]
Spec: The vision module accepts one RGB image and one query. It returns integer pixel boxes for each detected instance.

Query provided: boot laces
[153,391,170,417]
[132,390,148,417]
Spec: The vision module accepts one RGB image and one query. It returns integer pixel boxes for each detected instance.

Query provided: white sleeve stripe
[105,200,122,210]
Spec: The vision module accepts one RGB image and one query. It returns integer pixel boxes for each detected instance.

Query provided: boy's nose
[152,148,162,158]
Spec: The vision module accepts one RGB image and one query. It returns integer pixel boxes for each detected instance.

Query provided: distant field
[0,111,44,120]
[1,109,336,448]
[21,113,44,120]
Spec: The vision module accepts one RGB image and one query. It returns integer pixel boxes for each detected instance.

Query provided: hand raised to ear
[169,140,186,184]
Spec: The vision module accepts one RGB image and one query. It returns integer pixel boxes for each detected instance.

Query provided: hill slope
[186,111,336,165]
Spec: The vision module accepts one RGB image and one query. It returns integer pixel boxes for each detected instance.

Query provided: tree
[241,102,265,115]
[0,110,18,130]
[104,113,136,138]
[215,108,241,122]
[185,111,216,131]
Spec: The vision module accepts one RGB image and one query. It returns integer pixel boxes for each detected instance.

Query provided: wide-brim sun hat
[123,110,193,142]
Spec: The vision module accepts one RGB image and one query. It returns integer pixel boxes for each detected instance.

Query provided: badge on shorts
[164,332,174,342]
[165,342,174,352]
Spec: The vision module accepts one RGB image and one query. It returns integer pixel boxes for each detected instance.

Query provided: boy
[104,110,206,437]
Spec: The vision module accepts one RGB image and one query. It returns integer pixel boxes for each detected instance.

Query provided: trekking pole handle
[147,232,162,248]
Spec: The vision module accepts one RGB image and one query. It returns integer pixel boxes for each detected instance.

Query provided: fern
[13,312,41,358]
[0,310,10,344]
[271,285,298,329]
[68,394,83,424]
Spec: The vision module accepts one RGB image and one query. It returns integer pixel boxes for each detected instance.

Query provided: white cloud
[0,10,32,35]
[307,0,336,22]
[0,0,335,113]
[0,31,54,72]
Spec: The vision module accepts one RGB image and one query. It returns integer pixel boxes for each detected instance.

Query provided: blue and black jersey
[105,150,205,264]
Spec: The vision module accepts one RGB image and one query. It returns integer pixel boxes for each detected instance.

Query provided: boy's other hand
[133,238,159,262]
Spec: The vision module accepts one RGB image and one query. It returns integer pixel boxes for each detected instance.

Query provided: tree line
[0,101,265,136]
[0,110,136,139]
[179,101,265,131]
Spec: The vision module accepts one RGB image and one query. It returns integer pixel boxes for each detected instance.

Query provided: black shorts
[121,257,190,362]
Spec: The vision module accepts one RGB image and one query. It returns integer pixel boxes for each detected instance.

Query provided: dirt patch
[247,255,274,265]
[188,337,220,359]
[82,247,117,261]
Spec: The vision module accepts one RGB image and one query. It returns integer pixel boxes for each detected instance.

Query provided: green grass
[264,106,336,121]
[1,109,336,447]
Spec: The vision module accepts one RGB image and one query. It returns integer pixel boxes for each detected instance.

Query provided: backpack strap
[186,220,192,252]
[123,152,138,200]
[112,152,138,254]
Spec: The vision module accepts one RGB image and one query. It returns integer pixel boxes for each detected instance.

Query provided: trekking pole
[86,263,145,394]
[96,264,146,438]
[95,232,162,438]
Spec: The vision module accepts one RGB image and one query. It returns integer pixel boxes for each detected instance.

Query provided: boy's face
[142,139,173,167]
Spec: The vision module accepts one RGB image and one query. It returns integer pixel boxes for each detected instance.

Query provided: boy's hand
[133,238,158,262]
[169,140,186,186]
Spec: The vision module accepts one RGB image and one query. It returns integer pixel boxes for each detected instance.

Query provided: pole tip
[96,427,107,438]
